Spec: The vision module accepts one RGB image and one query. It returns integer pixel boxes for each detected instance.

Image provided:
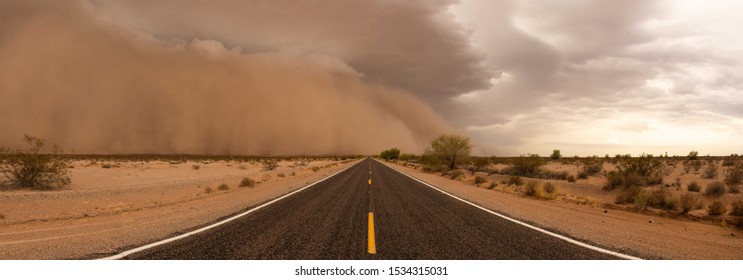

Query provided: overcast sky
[2,0,741,156]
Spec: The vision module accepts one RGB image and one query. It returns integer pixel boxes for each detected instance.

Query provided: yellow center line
[368,212,376,254]
[368,179,372,185]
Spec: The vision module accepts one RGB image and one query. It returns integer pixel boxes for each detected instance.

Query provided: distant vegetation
[550,149,562,160]
[0,135,70,190]
[379,148,400,160]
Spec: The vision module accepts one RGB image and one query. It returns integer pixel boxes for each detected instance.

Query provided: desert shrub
[579,161,603,178]
[472,157,491,174]
[204,187,213,194]
[543,182,556,194]
[566,175,576,182]
[702,162,718,179]
[604,155,664,191]
[687,181,701,192]
[684,160,702,173]
[729,184,740,194]
[262,160,278,171]
[311,166,320,172]
[615,186,647,208]
[540,170,569,180]
[705,181,726,197]
[731,200,743,216]
[101,163,113,169]
[507,176,524,186]
[488,182,496,189]
[577,172,588,180]
[0,213,4,219]
[474,176,487,184]
[448,170,464,179]
[647,188,679,211]
[724,162,743,186]
[218,184,230,191]
[424,134,472,170]
[508,154,544,177]
[277,173,286,178]
[0,135,70,190]
[722,159,736,167]
[708,201,727,216]
[239,177,256,188]
[192,164,201,170]
[678,193,703,213]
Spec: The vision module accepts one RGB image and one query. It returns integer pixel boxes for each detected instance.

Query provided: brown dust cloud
[0,0,465,155]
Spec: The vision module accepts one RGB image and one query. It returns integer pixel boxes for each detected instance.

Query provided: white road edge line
[378,159,642,260]
[97,160,361,260]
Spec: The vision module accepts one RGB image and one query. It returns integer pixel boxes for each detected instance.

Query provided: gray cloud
[90,0,492,102]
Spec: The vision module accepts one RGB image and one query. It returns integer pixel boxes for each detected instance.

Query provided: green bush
[731,200,743,216]
[688,151,699,160]
[687,181,701,192]
[0,135,70,190]
[239,177,256,188]
[705,181,726,197]
[678,193,703,213]
[550,149,562,160]
[708,201,727,216]
[379,148,401,160]
[508,154,544,177]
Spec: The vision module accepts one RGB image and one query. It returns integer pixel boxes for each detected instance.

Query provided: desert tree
[379,148,401,160]
[550,149,562,160]
[425,134,472,170]
[0,135,70,190]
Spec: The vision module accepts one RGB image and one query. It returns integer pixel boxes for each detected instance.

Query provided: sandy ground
[0,158,359,259]
[384,160,743,259]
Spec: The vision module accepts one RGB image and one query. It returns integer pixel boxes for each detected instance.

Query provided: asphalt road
[123,158,620,259]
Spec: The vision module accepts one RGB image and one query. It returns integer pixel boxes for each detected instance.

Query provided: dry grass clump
[705,181,726,197]
[578,161,603,179]
[707,201,727,216]
[702,162,718,179]
[728,184,740,194]
[217,184,229,191]
[473,176,487,185]
[192,164,201,170]
[277,173,286,178]
[311,166,320,172]
[566,175,576,183]
[678,193,704,214]
[488,182,497,189]
[525,181,557,200]
[687,181,701,192]
[204,187,213,194]
[445,170,464,179]
[615,186,647,208]
[262,160,278,171]
[239,177,256,188]
[506,176,524,186]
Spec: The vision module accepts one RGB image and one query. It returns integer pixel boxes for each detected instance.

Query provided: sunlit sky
[449,0,743,156]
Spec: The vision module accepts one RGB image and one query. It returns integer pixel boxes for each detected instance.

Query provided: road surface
[120,158,623,259]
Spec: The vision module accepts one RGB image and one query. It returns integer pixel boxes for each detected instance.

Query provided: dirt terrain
[384,160,743,259]
[0,158,358,259]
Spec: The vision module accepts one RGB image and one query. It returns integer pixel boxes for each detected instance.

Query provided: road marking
[97,160,362,260]
[368,179,372,185]
[368,212,376,254]
[379,160,642,260]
